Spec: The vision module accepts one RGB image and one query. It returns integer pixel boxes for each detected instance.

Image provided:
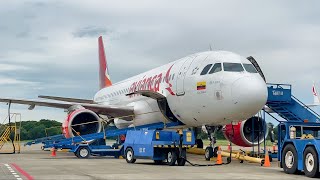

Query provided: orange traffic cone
[216,146,223,165]
[263,150,270,167]
[51,147,56,157]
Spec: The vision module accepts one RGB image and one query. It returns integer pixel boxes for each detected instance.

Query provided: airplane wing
[38,95,94,104]
[0,98,134,118]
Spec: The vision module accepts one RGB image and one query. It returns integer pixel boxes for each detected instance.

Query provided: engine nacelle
[222,116,268,147]
[114,118,133,129]
[62,108,102,138]
[114,100,164,129]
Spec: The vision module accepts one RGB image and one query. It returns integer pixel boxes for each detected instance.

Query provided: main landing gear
[204,126,221,161]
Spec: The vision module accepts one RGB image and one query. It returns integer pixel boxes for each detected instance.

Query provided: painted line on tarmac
[4,163,22,180]
[10,163,34,180]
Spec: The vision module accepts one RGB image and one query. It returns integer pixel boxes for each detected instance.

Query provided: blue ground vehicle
[278,121,320,178]
[123,129,195,166]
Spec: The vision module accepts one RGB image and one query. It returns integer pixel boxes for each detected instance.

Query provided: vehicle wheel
[177,149,187,166]
[303,146,319,178]
[205,147,213,161]
[77,147,90,159]
[167,150,177,166]
[125,148,136,163]
[41,146,44,151]
[282,144,298,174]
[195,139,203,148]
[154,160,163,165]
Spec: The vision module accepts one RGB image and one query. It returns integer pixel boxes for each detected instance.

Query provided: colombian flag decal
[197,81,206,90]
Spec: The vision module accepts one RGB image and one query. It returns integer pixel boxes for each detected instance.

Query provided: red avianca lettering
[129,64,175,97]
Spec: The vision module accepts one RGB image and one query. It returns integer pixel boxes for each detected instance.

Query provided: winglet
[312,82,320,104]
[98,36,112,89]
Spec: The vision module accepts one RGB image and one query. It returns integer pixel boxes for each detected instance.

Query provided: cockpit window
[200,64,213,75]
[243,64,258,73]
[223,63,244,72]
[208,63,222,74]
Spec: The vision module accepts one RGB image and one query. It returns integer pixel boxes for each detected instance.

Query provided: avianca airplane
[0,36,268,158]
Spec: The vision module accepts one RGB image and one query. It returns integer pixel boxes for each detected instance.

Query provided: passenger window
[200,64,213,75]
[172,74,175,80]
[208,63,222,74]
[223,63,244,72]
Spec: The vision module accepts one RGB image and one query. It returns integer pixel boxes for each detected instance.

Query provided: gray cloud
[73,26,110,38]
[16,30,30,38]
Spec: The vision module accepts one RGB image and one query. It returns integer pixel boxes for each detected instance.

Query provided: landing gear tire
[76,146,90,159]
[125,147,136,163]
[167,150,177,166]
[282,144,298,174]
[205,147,213,161]
[303,146,319,178]
[195,139,203,149]
[177,149,187,166]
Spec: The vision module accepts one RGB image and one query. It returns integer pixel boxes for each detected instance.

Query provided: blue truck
[123,129,195,166]
[278,121,320,178]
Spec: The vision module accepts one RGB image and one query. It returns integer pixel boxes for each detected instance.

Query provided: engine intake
[222,116,268,147]
[62,109,102,138]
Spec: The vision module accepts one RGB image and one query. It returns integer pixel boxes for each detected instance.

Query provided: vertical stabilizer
[312,82,320,104]
[98,36,112,89]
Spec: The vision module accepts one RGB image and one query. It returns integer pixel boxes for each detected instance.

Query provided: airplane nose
[231,76,268,118]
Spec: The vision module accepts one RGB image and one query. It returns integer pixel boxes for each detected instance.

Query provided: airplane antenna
[209,44,213,51]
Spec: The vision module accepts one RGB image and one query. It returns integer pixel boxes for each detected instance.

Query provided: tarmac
[0,144,312,180]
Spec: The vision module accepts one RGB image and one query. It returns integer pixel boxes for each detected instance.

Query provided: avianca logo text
[128,65,175,97]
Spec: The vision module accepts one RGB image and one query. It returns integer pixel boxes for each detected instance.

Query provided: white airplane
[0,36,268,159]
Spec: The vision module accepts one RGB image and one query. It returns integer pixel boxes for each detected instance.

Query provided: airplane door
[176,56,195,96]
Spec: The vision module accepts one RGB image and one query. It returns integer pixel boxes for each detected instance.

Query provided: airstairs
[0,113,21,153]
[266,84,320,122]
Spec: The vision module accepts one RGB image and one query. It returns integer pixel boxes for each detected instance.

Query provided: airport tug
[278,121,320,178]
[123,129,195,166]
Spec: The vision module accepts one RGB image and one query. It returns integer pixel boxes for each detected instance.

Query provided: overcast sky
[0,0,320,124]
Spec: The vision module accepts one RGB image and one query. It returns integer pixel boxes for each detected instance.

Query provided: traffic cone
[263,150,270,167]
[51,147,56,157]
[216,146,223,165]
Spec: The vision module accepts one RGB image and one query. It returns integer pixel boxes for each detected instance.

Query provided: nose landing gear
[204,125,221,161]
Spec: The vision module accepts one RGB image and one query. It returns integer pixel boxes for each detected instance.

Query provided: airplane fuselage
[94,51,267,128]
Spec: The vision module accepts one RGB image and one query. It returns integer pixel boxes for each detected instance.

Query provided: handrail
[267,83,292,90]
[292,95,320,119]
[264,110,291,123]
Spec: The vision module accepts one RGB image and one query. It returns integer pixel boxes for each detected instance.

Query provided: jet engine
[222,116,268,147]
[62,107,102,138]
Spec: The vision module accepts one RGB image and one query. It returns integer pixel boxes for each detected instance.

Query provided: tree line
[0,119,62,141]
